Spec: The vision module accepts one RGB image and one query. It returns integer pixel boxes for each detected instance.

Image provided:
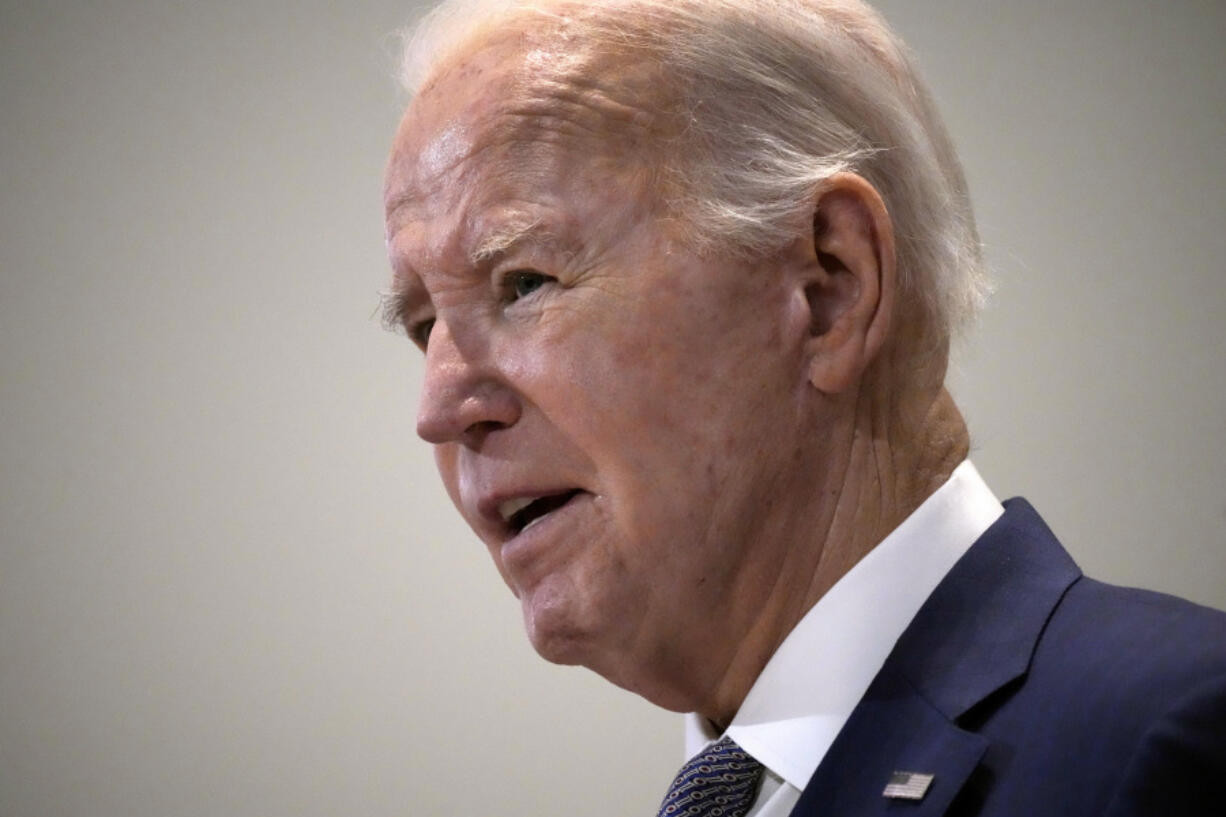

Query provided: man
[381,0,1226,814]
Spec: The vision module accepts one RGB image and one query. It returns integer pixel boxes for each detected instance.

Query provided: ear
[802,172,896,394]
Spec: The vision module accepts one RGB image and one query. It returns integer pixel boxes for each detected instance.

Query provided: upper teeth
[498,497,535,523]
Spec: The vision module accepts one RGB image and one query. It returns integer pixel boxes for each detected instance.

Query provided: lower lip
[501,492,588,566]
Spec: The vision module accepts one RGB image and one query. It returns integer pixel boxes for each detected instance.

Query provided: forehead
[383,30,671,252]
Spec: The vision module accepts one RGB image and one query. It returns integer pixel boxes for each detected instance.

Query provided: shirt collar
[684,460,1004,789]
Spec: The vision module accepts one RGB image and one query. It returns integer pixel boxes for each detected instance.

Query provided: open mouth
[501,489,584,536]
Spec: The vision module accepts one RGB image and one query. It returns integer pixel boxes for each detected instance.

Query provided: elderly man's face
[384,38,821,697]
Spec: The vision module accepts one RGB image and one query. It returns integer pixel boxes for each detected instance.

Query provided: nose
[415,319,521,445]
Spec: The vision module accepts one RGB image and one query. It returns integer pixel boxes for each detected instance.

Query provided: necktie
[656,735,765,817]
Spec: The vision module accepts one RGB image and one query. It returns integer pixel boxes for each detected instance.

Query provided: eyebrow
[378,282,416,334]
[470,217,553,264]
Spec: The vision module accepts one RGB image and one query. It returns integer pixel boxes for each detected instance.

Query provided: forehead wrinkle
[386,35,679,284]
[498,63,668,158]
[385,129,504,242]
[514,79,657,140]
[388,31,674,224]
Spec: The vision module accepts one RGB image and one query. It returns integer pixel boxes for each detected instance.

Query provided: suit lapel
[790,499,1082,816]
[791,667,988,816]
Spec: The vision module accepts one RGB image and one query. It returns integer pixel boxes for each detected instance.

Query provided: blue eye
[507,270,554,300]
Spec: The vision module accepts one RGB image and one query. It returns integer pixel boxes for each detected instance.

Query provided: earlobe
[802,173,896,395]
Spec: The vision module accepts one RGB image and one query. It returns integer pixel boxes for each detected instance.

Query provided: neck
[696,384,970,729]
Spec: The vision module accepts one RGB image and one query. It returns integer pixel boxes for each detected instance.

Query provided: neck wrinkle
[697,383,969,728]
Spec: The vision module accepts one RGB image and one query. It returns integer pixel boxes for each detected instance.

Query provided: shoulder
[1041,577,1226,698]
[1102,662,1226,816]
[1040,579,1226,814]
[979,576,1226,814]
[986,570,1226,731]
[930,499,1226,813]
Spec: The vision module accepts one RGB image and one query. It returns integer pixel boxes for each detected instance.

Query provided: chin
[526,608,694,713]
[520,588,596,667]
[526,628,589,667]
[516,572,659,689]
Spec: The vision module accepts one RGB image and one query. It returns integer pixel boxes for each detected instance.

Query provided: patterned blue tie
[656,735,765,817]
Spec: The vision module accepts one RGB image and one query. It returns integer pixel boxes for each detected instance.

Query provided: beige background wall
[2,1,1223,815]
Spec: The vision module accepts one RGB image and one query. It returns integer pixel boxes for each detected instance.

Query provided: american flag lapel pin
[882,771,935,801]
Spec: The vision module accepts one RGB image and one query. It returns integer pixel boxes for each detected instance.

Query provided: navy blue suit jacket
[790,498,1226,816]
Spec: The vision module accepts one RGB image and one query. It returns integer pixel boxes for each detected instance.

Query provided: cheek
[546,335,708,492]
[598,329,761,467]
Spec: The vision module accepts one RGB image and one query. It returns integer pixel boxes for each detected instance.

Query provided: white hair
[397,0,989,350]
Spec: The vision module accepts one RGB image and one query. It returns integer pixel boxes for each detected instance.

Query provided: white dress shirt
[683,461,1004,816]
